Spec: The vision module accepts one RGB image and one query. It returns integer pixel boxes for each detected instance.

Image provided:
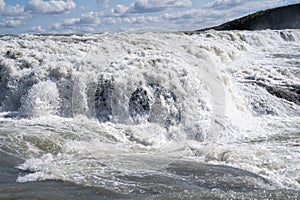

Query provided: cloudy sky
[0,0,299,34]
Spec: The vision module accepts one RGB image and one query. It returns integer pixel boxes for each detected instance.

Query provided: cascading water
[20,80,60,117]
[0,30,299,198]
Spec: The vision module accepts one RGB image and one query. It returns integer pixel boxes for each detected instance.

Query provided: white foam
[20,80,60,117]
[0,30,299,190]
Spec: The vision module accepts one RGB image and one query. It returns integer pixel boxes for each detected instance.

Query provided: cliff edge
[200,3,300,31]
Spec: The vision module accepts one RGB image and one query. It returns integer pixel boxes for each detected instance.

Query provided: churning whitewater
[0,30,299,197]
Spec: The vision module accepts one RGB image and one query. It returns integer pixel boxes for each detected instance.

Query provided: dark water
[1,151,299,200]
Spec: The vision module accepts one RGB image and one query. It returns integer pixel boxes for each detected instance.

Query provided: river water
[0,30,299,199]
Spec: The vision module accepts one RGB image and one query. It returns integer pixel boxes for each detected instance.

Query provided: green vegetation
[221,8,272,30]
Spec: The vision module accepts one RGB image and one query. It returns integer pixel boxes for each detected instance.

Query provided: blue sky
[0,0,299,34]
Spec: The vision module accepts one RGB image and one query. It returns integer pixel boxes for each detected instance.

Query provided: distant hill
[195,3,300,32]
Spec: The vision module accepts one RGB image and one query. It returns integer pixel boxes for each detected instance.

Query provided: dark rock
[265,86,300,105]
[257,82,300,105]
[129,87,151,123]
[129,84,181,128]
[94,75,114,122]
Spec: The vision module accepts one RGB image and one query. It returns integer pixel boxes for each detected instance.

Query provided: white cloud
[52,11,103,32]
[4,5,24,16]
[123,16,158,24]
[132,0,192,13]
[164,9,203,20]
[102,17,117,25]
[66,12,102,26]
[205,0,242,9]
[97,0,110,8]
[52,23,62,30]
[1,0,298,33]
[0,0,77,30]
[0,1,24,28]
[163,8,225,29]
[112,0,192,16]
[0,0,5,11]
[25,0,76,15]
[63,17,80,26]
[0,1,25,17]
[0,19,22,28]
[29,25,45,32]
[112,4,128,15]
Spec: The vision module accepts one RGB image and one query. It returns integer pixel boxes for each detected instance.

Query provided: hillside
[198,3,300,31]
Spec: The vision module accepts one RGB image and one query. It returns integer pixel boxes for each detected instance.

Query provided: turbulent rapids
[0,30,299,198]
